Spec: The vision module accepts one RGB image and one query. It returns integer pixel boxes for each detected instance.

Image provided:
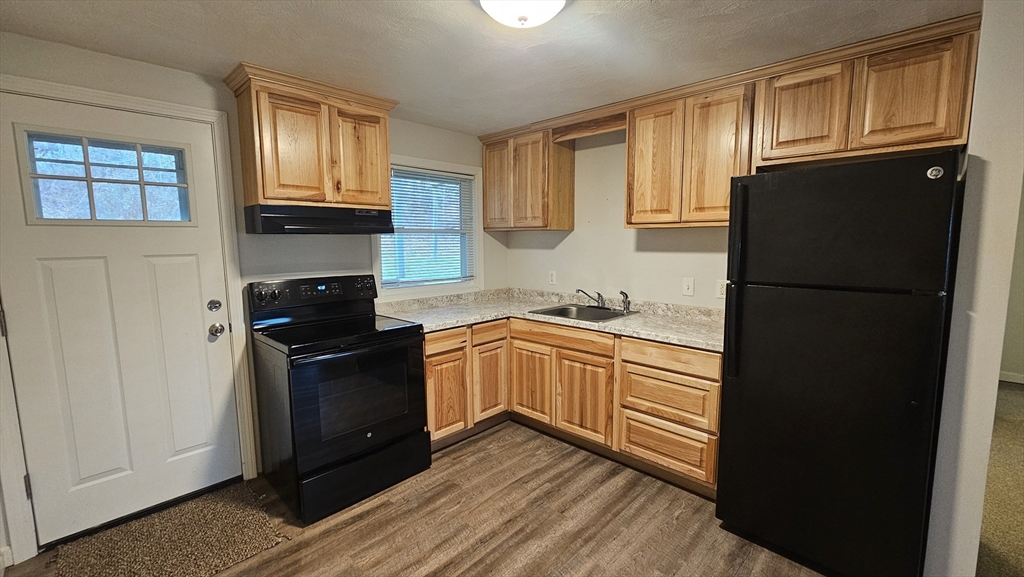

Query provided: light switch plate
[682,278,694,296]
[548,271,556,285]
[717,280,728,298]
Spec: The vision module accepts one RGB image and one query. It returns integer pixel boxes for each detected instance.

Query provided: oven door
[288,333,426,475]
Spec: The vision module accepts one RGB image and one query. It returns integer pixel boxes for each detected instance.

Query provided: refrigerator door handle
[727,182,748,282]
[725,283,741,378]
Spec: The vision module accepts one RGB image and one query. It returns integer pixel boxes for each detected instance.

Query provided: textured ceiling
[0,0,981,135]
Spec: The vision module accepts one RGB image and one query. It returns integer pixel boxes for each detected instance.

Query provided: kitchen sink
[529,304,633,322]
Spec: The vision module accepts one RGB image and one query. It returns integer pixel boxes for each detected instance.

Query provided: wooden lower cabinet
[424,327,471,441]
[426,319,723,489]
[510,339,554,423]
[554,349,614,446]
[472,339,508,421]
[425,347,470,441]
[619,362,720,434]
[618,409,719,484]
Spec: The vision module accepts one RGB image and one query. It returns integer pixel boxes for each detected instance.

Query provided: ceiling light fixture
[480,0,566,29]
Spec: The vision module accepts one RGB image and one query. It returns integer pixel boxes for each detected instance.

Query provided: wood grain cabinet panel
[681,84,753,223]
[761,62,854,160]
[473,339,508,421]
[331,108,389,207]
[620,363,721,434]
[483,140,513,228]
[620,337,722,382]
[619,409,718,484]
[257,91,333,202]
[627,99,685,225]
[512,132,549,228]
[509,319,615,357]
[425,348,471,441]
[850,35,971,149]
[555,350,615,445]
[511,340,554,424]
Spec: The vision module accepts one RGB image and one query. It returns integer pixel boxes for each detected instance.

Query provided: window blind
[380,166,475,288]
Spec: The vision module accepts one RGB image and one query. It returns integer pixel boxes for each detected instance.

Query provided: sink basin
[529,304,633,323]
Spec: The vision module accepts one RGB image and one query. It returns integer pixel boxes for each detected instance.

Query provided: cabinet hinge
[0,309,7,338]
[24,474,32,500]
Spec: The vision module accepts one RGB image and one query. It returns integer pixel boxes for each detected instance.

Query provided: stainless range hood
[244,205,394,234]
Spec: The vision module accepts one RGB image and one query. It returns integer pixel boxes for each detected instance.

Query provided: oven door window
[318,362,408,441]
[289,335,426,474]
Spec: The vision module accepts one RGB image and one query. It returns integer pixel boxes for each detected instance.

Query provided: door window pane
[34,178,91,219]
[145,186,189,222]
[87,141,138,167]
[23,132,191,225]
[93,183,143,220]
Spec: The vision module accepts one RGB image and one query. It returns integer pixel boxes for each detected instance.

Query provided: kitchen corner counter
[376,289,725,353]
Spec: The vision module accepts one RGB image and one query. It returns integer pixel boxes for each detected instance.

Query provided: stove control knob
[254,289,268,303]
[269,289,282,301]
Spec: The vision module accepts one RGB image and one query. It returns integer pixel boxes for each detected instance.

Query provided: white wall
[926,1,1024,575]
[999,193,1024,383]
[503,131,729,309]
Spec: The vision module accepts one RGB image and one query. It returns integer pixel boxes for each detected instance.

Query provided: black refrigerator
[715,150,964,577]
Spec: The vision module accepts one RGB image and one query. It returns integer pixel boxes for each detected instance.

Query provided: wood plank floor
[10,423,819,576]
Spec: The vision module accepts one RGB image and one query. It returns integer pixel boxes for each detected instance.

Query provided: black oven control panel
[248,275,378,309]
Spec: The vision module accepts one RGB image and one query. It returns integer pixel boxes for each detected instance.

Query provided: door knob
[207,299,222,312]
[208,323,225,337]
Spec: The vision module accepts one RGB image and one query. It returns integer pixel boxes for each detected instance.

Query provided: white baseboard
[1000,370,1024,384]
[1,545,13,568]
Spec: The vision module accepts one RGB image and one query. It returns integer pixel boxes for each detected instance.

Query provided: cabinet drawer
[618,409,718,484]
[424,327,469,357]
[620,363,720,433]
[620,337,721,381]
[509,319,614,357]
[472,320,508,345]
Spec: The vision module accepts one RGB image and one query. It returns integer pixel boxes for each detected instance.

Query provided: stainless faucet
[619,291,631,313]
[576,289,605,308]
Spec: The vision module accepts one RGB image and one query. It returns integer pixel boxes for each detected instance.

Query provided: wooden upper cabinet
[331,108,390,207]
[225,63,397,210]
[257,91,333,203]
[681,84,753,223]
[627,99,685,225]
[482,140,512,228]
[850,35,972,149]
[512,132,548,228]
[482,130,574,231]
[760,62,854,160]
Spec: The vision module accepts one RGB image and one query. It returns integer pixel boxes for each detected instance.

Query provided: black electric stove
[246,275,429,524]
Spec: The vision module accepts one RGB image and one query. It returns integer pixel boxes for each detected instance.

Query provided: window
[379,166,475,288]
[22,131,191,223]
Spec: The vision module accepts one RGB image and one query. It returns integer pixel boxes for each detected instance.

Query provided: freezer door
[728,150,962,292]
[716,285,947,577]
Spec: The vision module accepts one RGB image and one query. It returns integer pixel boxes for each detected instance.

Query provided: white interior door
[0,92,241,544]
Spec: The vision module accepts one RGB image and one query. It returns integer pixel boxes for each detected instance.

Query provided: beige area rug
[54,483,282,577]
[977,381,1024,577]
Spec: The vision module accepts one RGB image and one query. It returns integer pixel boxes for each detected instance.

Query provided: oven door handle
[290,334,422,366]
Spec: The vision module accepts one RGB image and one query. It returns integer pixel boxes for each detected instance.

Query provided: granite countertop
[376,289,725,353]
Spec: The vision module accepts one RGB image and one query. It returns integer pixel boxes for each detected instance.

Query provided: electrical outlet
[548,271,556,285]
[717,280,729,299]
[682,277,694,296]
